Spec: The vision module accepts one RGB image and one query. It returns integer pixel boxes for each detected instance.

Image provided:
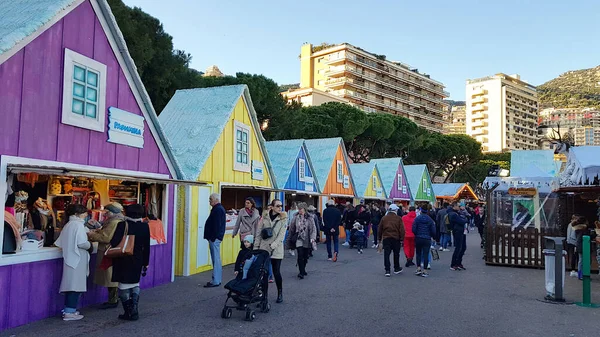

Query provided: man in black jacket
[448,202,468,271]
[323,200,342,262]
[203,193,226,287]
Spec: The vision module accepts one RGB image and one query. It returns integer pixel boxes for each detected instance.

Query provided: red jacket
[402,211,416,238]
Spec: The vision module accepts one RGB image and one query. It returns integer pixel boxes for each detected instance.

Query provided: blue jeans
[345,229,351,243]
[63,292,81,313]
[118,286,140,301]
[415,238,431,269]
[441,233,451,249]
[326,234,339,258]
[209,239,222,285]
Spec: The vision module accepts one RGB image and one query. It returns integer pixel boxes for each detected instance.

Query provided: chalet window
[61,48,107,132]
[233,121,251,172]
[298,158,306,181]
[336,160,343,183]
[397,173,402,190]
[422,178,427,193]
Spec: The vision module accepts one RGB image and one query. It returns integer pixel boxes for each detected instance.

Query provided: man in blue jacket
[203,193,226,287]
[448,202,468,271]
[323,200,342,262]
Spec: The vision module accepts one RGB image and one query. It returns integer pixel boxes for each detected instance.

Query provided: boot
[276,289,283,303]
[118,299,132,320]
[130,293,139,321]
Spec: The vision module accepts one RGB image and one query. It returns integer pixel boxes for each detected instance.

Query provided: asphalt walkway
[3,233,600,337]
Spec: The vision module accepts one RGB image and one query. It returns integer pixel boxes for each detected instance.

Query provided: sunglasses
[274,204,282,207]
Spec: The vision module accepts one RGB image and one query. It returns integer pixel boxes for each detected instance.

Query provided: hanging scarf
[54,216,88,269]
[296,214,309,242]
[245,207,254,217]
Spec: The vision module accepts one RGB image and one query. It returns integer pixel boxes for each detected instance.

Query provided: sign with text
[251,160,264,181]
[343,175,349,189]
[304,176,314,192]
[108,107,145,148]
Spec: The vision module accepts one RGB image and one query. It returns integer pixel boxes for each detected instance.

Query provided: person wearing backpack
[448,202,468,271]
[436,203,451,251]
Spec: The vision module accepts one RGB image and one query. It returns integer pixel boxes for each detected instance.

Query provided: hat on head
[327,199,335,206]
[243,235,254,244]
[388,204,399,212]
[104,202,124,214]
[307,205,316,212]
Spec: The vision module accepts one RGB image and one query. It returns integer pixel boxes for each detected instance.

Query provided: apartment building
[443,105,467,134]
[538,108,600,146]
[283,87,349,106]
[465,74,539,152]
[291,43,448,133]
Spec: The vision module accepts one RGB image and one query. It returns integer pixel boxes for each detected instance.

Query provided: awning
[8,164,207,186]
[220,184,277,192]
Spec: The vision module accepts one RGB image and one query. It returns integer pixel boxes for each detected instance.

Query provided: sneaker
[289,250,295,256]
[358,249,363,254]
[333,252,338,262]
[342,242,349,246]
[443,249,450,252]
[414,268,423,276]
[439,247,444,251]
[394,268,403,274]
[385,271,391,277]
[372,244,377,249]
[63,313,84,321]
[327,258,333,261]
[458,265,466,271]
[421,272,429,278]
[570,271,578,277]
[269,278,274,283]
[450,266,459,271]
[426,263,431,270]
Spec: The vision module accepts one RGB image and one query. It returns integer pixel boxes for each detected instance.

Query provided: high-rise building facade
[465,74,538,152]
[538,108,600,147]
[293,43,448,133]
[443,105,467,134]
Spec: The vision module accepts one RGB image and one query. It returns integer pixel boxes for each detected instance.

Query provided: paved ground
[3,233,600,337]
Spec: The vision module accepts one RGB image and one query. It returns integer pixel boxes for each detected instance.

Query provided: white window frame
[397,173,402,191]
[298,158,306,182]
[0,155,172,266]
[336,160,343,183]
[233,121,251,172]
[61,48,107,132]
[372,175,377,190]
[423,178,427,193]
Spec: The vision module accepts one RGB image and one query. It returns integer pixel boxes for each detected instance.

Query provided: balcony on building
[471,96,486,105]
[471,111,488,120]
[472,120,488,128]
[472,88,487,97]
[472,104,486,112]
[471,128,488,136]
[325,54,347,65]
[324,77,348,89]
[325,65,350,77]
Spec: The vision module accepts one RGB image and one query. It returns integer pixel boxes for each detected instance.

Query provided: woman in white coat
[54,204,91,321]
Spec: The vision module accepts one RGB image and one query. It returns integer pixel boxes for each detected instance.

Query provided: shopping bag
[431,248,440,260]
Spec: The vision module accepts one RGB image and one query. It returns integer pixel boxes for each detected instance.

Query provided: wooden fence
[485,225,562,268]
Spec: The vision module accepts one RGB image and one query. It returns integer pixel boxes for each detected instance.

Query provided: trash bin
[543,249,566,299]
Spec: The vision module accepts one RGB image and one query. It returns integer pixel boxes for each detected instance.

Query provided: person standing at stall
[54,204,92,321]
[323,200,342,261]
[254,199,287,303]
[203,193,226,288]
[110,204,151,321]
[232,197,260,250]
[87,202,126,309]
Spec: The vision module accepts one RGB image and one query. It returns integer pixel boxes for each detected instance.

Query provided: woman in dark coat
[110,204,150,321]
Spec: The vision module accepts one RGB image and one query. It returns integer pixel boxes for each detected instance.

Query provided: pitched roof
[0,0,78,55]
[159,85,275,185]
[349,162,376,198]
[265,139,319,192]
[370,158,402,191]
[510,150,556,178]
[304,138,344,187]
[404,164,429,199]
[0,0,179,178]
[432,183,465,197]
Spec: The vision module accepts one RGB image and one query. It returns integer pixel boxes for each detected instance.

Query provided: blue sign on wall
[107,107,145,148]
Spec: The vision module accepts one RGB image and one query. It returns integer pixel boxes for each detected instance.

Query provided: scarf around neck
[54,215,88,269]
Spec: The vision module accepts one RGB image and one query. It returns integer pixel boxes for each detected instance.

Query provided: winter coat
[55,216,90,293]
[356,206,371,225]
[474,212,485,228]
[110,220,150,284]
[254,211,288,259]
[574,224,589,253]
[378,212,405,242]
[412,214,436,240]
[436,207,449,234]
[371,209,383,227]
[232,208,260,241]
[566,223,577,246]
[446,208,467,232]
[204,203,226,242]
[343,207,357,230]
[402,211,417,238]
[287,213,317,249]
[322,205,342,235]
[234,245,254,273]
[87,216,123,288]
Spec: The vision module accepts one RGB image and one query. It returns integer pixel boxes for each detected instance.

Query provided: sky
[123,0,600,101]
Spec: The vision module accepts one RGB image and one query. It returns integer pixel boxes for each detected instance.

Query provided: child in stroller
[222,236,271,322]
[349,222,367,254]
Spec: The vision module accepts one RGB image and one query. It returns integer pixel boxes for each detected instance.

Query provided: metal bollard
[576,236,600,308]
[554,239,564,302]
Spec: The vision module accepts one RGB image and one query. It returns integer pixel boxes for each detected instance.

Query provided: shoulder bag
[105,222,135,258]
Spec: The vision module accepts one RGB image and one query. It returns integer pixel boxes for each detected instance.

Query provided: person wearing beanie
[87,202,126,309]
[234,235,255,279]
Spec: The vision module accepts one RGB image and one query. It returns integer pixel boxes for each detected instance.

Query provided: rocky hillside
[538,66,600,108]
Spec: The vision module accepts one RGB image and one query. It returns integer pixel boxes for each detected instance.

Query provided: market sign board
[108,107,145,148]
[251,160,264,181]
[376,187,383,198]
[343,175,349,189]
[508,187,537,196]
[304,176,314,192]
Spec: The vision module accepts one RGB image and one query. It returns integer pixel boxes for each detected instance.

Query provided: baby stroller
[349,222,367,252]
[222,249,271,321]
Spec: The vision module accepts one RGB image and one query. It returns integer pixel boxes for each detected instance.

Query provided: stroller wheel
[221,308,233,319]
[245,310,256,321]
[260,302,271,313]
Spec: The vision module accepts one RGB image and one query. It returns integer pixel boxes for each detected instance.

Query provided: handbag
[261,227,273,240]
[431,247,440,261]
[105,222,135,258]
